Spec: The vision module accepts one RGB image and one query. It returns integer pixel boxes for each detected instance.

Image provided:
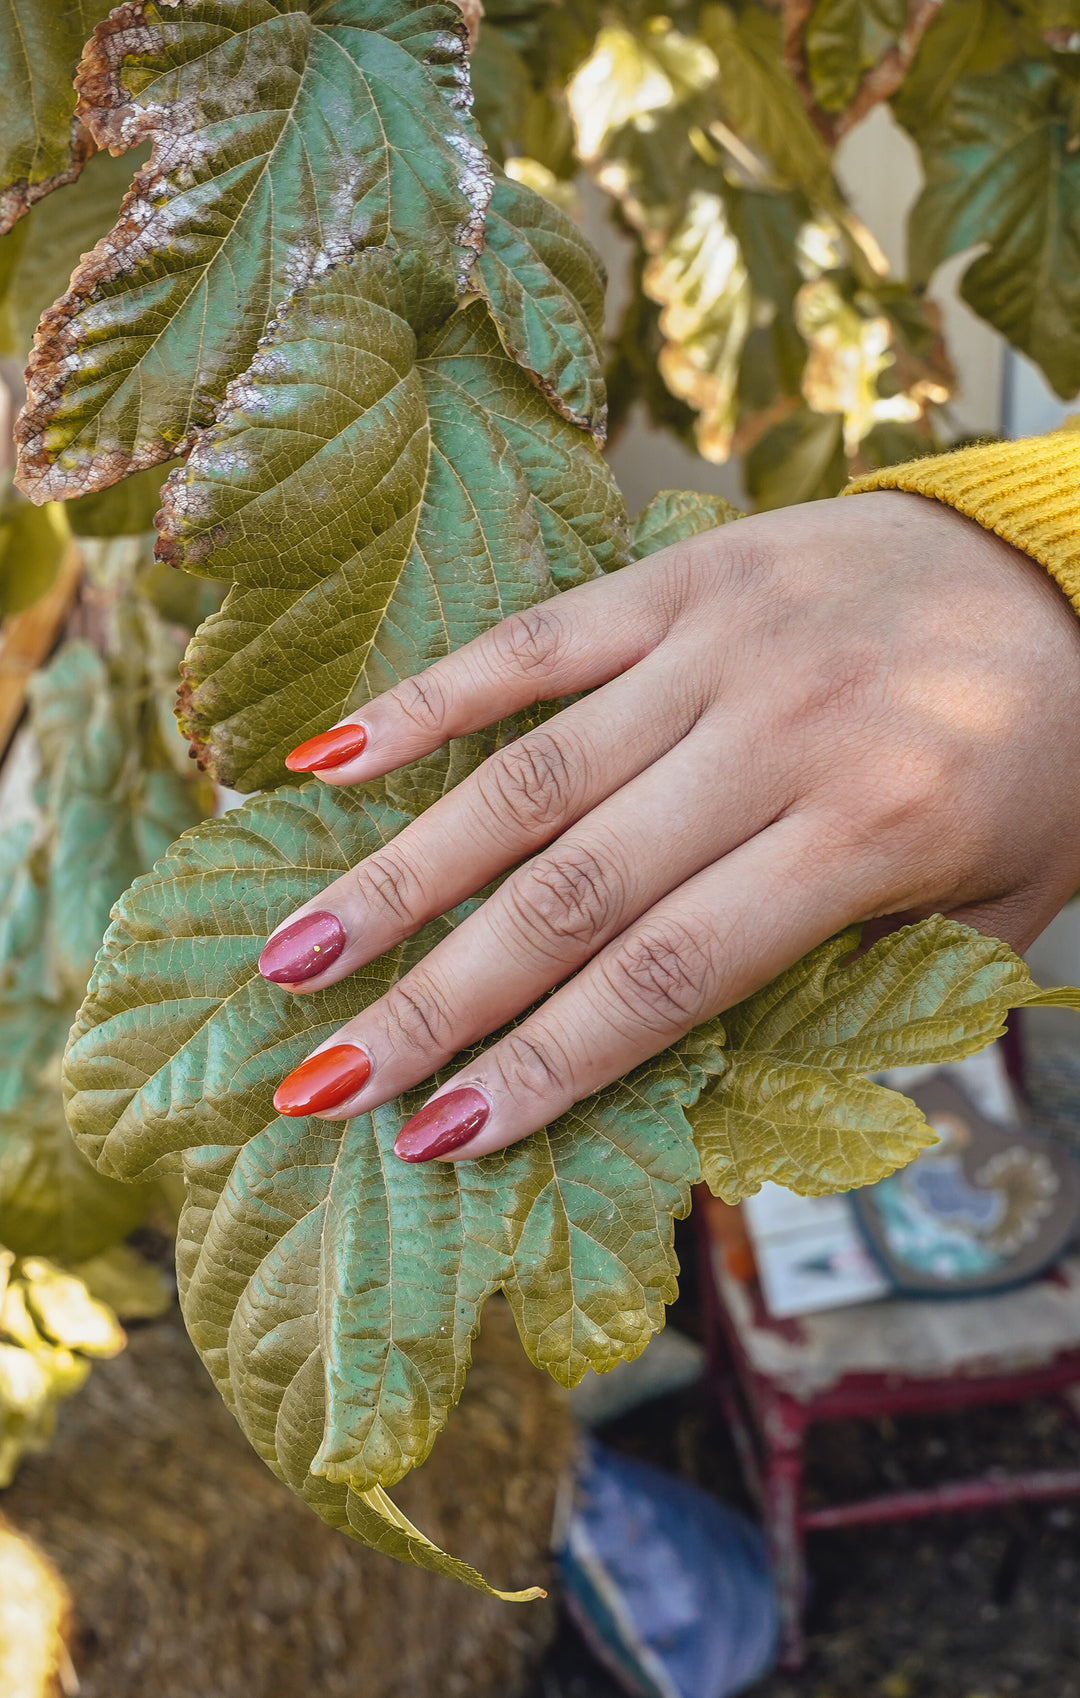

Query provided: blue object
[557,1439,778,1698]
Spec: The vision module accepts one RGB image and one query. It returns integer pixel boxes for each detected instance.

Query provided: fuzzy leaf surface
[475,173,607,437]
[164,250,627,790]
[15,0,493,502]
[909,61,1080,397]
[63,779,707,1578]
[0,0,113,233]
[691,917,1080,1200]
[630,488,742,558]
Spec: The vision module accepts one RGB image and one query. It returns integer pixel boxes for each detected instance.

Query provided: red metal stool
[696,1192,1080,1668]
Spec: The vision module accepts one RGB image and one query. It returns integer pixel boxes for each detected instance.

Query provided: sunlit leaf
[164,250,627,791]
[644,189,752,462]
[691,917,1080,1199]
[566,21,717,164]
[14,0,493,502]
[63,777,710,1586]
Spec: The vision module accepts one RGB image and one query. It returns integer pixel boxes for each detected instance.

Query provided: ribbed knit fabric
[845,427,1080,614]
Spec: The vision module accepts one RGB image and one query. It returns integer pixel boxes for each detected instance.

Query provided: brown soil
[1,1300,573,1698]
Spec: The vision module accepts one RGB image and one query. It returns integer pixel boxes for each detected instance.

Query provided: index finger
[284,551,675,784]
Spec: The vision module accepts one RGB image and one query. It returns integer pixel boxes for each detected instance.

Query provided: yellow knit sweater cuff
[844,430,1080,615]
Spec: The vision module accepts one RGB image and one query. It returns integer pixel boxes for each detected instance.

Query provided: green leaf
[630,489,742,559]
[908,61,1080,397]
[14,0,494,502]
[0,145,147,361]
[29,640,208,991]
[63,778,707,1584]
[0,1064,155,1262]
[67,463,171,539]
[744,405,846,510]
[801,0,908,117]
[700,3,835,196]
[690,917,1080,1200]
[0,474,68,617]
[475,173,607,436]
[163,250,627,791]
[0,0,113,234]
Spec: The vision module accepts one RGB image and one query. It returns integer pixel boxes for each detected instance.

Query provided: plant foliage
[0,0,1077,1595]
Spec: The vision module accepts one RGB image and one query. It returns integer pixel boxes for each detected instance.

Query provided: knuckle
[394,668,452,735]
[509,844,622,957]
[493,603,567,678]
[604,921,715,1029]
[496,1028,573,1099]
[352,848,424,928]
[481,731,579,833]
[384,976,455,1053]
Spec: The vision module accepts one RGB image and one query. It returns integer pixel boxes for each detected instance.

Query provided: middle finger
[258,650,702,991]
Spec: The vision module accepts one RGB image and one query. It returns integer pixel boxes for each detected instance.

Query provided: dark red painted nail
[394,1087,491,1162]
[285,722,367,772]
[258,911,345,984]
[273,1044,372,1116]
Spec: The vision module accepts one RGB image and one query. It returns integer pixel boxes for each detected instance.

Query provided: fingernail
[285,722,367,772]
[273,1044,372,1116]
[394,1087,491,1162]
[258,910,346,984]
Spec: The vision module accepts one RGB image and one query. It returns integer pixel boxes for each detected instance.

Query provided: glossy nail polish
[285,722,367,773]
[273,1044,372,1116]
[394,1087,491,1162]
[258,911,346,984]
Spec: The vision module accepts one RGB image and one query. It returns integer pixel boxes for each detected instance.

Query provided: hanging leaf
[630,488,742,559]
[14,0,493,503]
[0,145,146,361]
[787,0,941,135]
[163,250,627,792]
[474,173,607,436]
[29,641,209,992]
[0,475,68,618]
[909,61,1080,397]
[690,918,1080,1200]
[643,189,753,463]
[744,403,846,509]
[0,0,114,234]
[62,777,708,1585]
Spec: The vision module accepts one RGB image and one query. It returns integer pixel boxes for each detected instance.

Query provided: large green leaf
[63,778,708,1583]
[162,249,627,791]
[0,0,113,234]
[474,173,607,436]
[690,918,1080,1200]
[14,0,494,503]
[909,61,1080,397]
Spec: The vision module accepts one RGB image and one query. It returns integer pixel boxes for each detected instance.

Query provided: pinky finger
[392,813,866,1163]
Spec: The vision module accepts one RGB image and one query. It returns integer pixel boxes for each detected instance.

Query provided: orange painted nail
[273,1044,372,1116]
[285,722,367,772]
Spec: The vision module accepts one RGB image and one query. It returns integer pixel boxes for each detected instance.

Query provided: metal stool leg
[762,1401,808,1669]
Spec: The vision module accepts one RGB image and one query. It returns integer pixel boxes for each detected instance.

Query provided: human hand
[257,492,1080,1161]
